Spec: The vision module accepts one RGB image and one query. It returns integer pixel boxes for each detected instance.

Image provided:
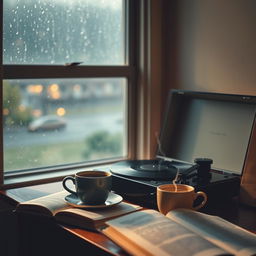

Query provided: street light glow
[57,107,66,116]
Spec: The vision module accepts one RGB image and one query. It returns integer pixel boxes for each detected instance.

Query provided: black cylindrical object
[194,158,213,181]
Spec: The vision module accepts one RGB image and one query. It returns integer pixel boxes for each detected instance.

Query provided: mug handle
[193,191,207,210]
[62,176,77,195]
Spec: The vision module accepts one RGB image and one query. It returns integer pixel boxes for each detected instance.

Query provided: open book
[102,209,256,256]
[15,190,142,231]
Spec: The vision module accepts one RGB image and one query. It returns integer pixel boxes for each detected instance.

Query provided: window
[3,0,125,65]
[3,78,127,172]
[1,0,137,187]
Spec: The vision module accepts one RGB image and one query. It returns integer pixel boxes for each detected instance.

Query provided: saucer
[65,192,123,209]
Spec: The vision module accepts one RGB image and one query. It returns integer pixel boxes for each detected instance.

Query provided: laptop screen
[158,90,256,175]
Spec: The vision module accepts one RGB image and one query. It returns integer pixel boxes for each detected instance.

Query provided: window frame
[0,0,140,189]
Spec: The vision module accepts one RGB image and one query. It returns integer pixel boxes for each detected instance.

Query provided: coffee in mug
[157,184,207,215]
[62,170,112,205]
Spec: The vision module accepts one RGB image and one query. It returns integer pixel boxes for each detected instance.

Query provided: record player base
[110,171,241,208]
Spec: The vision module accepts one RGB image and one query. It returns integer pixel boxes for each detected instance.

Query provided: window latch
[65,62,83,66]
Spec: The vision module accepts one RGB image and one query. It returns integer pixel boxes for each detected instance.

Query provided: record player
[106,90,256,206]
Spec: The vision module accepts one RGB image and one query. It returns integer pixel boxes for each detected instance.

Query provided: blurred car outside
[28,115,67,132]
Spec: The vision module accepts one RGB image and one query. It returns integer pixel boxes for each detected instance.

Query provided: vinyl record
[110,160,178,180]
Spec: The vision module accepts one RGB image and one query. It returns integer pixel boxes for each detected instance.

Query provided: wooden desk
[1,182,256,256]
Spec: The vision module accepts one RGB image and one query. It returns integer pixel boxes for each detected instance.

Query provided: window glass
[3,0,125,65]
[3,78,127,172]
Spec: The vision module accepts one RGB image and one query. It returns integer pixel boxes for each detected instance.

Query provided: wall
[164,0,256,95]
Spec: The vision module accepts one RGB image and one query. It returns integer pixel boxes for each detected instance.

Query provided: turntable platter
[110,160,178,180]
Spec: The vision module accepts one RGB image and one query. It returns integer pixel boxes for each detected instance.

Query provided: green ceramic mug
[62,170,112,205]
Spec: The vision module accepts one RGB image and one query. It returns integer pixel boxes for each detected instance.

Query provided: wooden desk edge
[63,226,128,256]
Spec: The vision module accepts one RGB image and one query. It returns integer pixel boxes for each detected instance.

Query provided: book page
[56,202,142,230]
[103,209,231,256]
[167,209,256,256]
[17,190,69,216]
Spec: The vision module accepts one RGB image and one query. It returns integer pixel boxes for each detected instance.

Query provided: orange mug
[157,184,207,215]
